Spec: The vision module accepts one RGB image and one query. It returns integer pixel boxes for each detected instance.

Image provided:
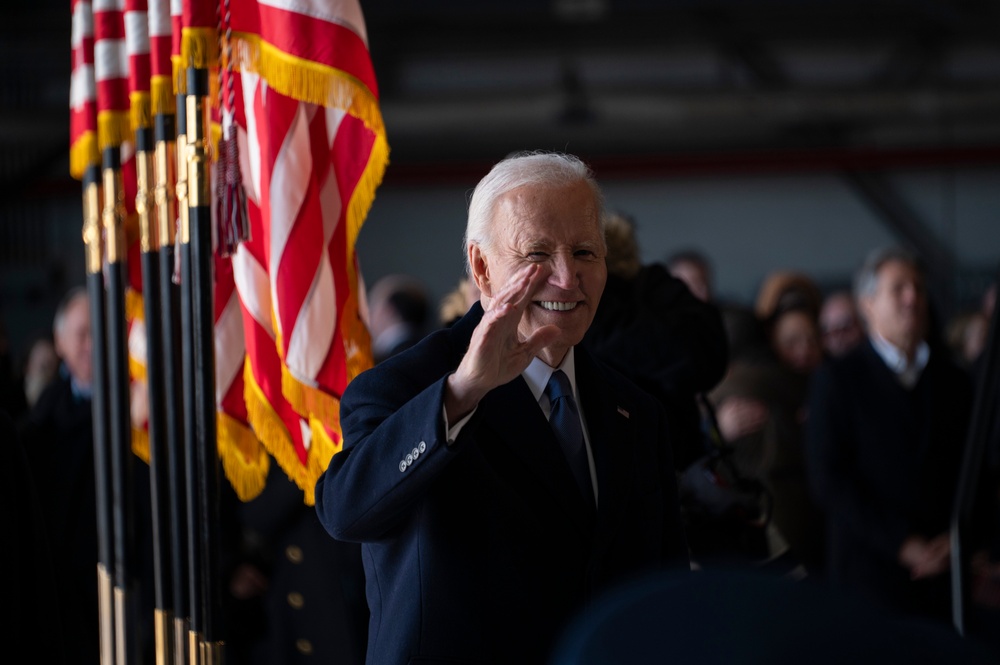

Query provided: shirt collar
[869,332,930,387]
[523,347,577,403]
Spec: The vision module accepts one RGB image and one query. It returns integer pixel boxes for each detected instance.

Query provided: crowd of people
[2,149,999,664]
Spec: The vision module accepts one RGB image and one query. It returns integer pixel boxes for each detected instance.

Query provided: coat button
[399,460,407,472]
[285,545,303,564]
[287,592,304,609]
[296,638,313,655]
[418,441,426,453]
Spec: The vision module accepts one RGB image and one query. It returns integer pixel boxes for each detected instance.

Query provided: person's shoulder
[812,341,874,390]
[635,263,688,301]
[582,348,662,411]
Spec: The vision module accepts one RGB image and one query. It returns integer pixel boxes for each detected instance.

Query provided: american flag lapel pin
[617,406,630,419]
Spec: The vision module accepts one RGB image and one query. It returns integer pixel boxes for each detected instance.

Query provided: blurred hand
[716,396,769,442]
[899,533,951,579]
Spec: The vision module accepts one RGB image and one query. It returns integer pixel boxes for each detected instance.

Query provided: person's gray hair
[853,245,923,301]
[53,285,88,337]
[463,150,607,275]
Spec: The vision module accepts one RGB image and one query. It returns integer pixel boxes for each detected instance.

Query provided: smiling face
[471,180,607,367]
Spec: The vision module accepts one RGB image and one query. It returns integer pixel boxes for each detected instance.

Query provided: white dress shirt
[869,332,930,389]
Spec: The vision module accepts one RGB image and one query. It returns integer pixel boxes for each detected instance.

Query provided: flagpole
[124,0,175,656]
[102,141,141,665]
[185,61,225,664]
[137,114,177,665]
[72,1,116,659]
[170,84,195,665]
[155,88,190,665]
[83,163,116,665]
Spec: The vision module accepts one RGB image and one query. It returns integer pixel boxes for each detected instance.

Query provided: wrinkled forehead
[495,184,603,241]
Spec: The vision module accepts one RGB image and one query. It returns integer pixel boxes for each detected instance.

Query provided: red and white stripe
[124,0,150,118]
[93,0,130,147]
[70,0,99,179]
[227,0,386,498]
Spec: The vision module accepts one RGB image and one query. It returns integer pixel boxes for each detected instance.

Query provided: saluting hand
[445,264,559,422]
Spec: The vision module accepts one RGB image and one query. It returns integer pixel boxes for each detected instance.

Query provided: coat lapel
[479,377,595,532]
[575,348,637,550]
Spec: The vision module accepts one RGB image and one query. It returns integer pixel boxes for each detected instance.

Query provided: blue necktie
[546,370,595,508]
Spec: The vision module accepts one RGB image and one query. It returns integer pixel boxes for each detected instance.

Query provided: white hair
[463,150,606,275]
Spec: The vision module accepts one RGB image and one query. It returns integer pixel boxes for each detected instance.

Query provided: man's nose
[901,283,920,304]
[549,255,578,288]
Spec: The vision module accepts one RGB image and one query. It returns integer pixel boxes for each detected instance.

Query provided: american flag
[70,0,99,180]
[226,0,387,504]
[85,0,385,503]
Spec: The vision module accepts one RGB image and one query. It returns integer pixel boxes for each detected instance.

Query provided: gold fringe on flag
[280,368,342,436]
[129,91,153,133]
[98,110,132,151]
[70,131,100,180]
[341,274,373,382]
[243,359,311,494]
[217,410,270,501]
[345,132,389,254]
[151,75,176,117]
[132,425,150,464]
[180,26,219,72]
[306,416,341,506]
[125,287,145,324]
[229,32,385,139]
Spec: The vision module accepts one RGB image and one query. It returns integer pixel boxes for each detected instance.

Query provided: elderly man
[805,246,974,623]
[316,151,689,665]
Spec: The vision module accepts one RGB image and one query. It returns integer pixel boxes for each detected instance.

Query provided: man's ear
[469,244,492,297]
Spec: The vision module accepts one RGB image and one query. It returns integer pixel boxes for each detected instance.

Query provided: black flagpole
[136,112,175,665]
[177,83,202,664]
[83,163,115,665]
[158,91,190,665]
[101,143,140,665]
[185,62,224,664]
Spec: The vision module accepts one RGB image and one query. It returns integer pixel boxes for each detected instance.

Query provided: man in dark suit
[805,246,973,623]
[18,287,102,662]
[315,151,690,665]
[19,287,157,664]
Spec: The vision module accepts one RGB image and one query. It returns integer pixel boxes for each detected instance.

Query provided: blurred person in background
[365,273,431,364]
[19,286,157,663]
[439,276,481,328]
[665,248,715,303]
[819,289,865,359]
[805,246,975,625]
[18,287,100,662]
[706,276,827,575]
[584,212,729,473]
